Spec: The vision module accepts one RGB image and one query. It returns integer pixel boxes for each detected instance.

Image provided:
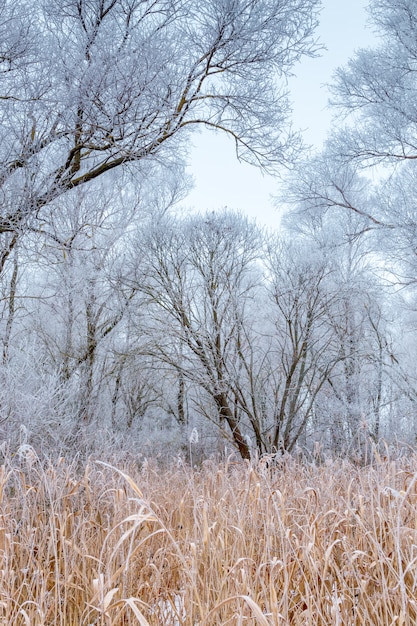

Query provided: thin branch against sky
[185,0,375,229]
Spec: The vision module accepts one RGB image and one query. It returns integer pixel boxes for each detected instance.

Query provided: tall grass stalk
[0,449,416,624]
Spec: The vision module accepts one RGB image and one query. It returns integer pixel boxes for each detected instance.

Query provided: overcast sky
[184,0,375,229]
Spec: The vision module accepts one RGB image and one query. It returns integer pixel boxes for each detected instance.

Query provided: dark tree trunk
[215,392,251,460]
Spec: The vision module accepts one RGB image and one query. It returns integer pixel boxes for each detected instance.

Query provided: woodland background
[1,0,417,463]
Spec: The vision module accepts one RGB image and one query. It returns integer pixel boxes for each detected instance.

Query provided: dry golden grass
[0,449,417,625]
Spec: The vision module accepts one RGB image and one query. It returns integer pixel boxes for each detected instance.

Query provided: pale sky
[184,0,375,229]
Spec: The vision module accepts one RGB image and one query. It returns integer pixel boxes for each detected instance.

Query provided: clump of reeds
[0,447,416,625]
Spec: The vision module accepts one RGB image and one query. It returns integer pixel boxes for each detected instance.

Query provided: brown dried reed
[0,448,416,625]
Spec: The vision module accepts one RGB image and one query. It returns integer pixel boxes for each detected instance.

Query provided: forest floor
[0,449,416,624]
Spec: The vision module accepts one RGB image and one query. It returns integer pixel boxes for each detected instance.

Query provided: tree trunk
[3,247,19,363]
[215,392,251,460]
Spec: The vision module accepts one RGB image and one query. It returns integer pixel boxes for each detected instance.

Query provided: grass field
[0,449,416,625]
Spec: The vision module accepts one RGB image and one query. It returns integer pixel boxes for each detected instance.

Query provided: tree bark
[215,392,251,460]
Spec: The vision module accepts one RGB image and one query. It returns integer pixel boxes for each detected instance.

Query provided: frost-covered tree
[281,158,405,454]
[130,212,369,459]
[0,0,320,258]
[330,0,417,166]
[286,0,417,449]
[265,238,344,452]
[7,164,183,416]
[132,211,264,459]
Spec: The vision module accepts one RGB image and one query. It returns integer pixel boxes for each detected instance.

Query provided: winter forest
[1,0,417,464]
[5,1,417,623]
